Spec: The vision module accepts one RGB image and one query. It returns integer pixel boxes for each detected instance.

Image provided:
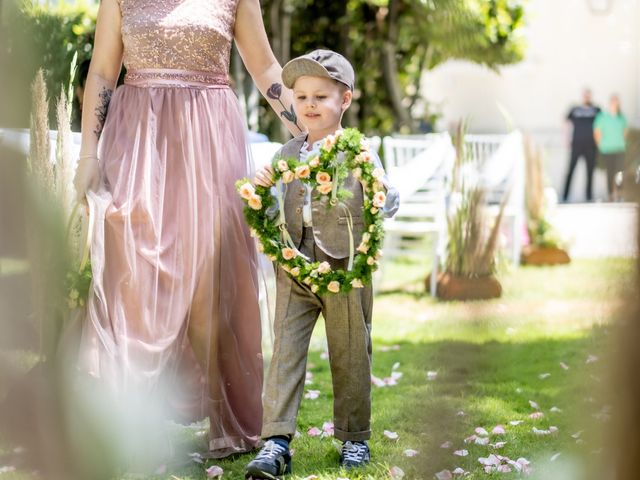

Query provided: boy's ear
[341,90,353,111]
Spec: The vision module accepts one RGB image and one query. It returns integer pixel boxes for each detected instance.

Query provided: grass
[0,257,633,479]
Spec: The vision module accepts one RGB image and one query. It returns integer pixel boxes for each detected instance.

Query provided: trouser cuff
[334,427,371,442]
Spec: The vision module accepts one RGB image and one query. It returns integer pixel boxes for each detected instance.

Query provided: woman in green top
[594,94,628,201]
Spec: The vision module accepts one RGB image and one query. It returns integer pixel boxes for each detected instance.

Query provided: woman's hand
[254,165,275,188]
[73,156,101,204]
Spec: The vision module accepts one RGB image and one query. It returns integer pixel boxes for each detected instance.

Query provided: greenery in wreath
[236,128,385,295]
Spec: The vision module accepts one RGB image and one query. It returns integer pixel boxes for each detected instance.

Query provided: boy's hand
[255,165,275,187]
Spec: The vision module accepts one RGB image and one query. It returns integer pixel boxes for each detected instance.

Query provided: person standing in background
[563,88,600,202]
[594,94,628,202]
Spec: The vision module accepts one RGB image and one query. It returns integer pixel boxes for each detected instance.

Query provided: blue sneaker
[340,441,370,469]
[245,439,292,479]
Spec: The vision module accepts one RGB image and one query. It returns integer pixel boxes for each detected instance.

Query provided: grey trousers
[261,228,373,442]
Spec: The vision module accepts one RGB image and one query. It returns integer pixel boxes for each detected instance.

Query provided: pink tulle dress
[79,0,262,457]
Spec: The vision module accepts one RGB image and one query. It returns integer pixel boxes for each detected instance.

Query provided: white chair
[381,134,454,296]
[463,132,526,266]
[368,135,381,154]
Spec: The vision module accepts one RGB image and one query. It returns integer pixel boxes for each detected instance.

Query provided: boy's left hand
[254,165,275,187]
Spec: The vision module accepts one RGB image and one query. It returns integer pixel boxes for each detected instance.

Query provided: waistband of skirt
[124,69,230,88]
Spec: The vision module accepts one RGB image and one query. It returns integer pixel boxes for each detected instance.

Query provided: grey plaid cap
[282,49,355,91]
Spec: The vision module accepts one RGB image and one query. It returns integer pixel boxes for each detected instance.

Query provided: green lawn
[1,257,633,479]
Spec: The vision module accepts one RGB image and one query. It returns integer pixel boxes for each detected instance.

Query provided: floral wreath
[236,128,386,295]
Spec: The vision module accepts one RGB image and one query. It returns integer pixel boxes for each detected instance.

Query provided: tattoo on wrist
[267,82,302,133]
[93,86,113,140]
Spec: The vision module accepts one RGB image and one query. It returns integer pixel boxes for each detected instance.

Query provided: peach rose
[367,256,376,266]
[361,232,371,244]
[357,242,369,254]
[311,284,319,293]
[318,261,331,274]
[356,151,371,163]
[368,225,376,233]
[327,281,341,293]
[281,264,291,273]
[373,181,384,191]
[323,134,337,150]
[351,278,364,288]
[372,167,385,179]
[317,183,333,195]
[248,194,263,210]
[282,247,297,260]
[290,266,301,277]
[250,228,258,237]
[295,164,311,179]
[268,255,277,261]
[334,128,344,138]
[278,159,289,172]
[373,191,386,208]
[370,207,379,214]
[282,170,295,183]
[303,277,313,285]
[352,167,362,179]
[308,156,320,168]
[239,182,255,200]
[316,171,332,184]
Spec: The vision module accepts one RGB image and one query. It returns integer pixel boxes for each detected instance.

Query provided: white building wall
[422,0,640,202]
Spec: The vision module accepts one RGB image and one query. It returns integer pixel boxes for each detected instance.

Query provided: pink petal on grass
[320,351,329,360]
[539,373,551,380]
[452,467,467,476]
[389,466,405,479]
[441,441,453,449]
[529,400,540,410]
[205,465,224,478]
[492,425,506,435]
[475,437,490,446]
[322,421,334,437]
[529,412,545,420]
[383,377,398,386]
[392,362,401,370]
[302,476,319,480]
[560,362,570,370]
[391,371,403,380]
[305,371,314,385]
[371,375,386,387]
[453,449,469,457]
[550,453,562,462]
[586,355,599,364]
[307,426,322,436]
[463,435,477,444]
[427,371,438,381]
[456,411,465,417]
[490,442,507,449]
[571,430,583,439]
[478,454,502,466]
[304,390,320,400]
[403,449,419,457]
[0,467,16,474]
[509,420,523,426]
[475,427,489,436]
[496,465,512,473]
[550,406,562,413]
[435,470,453,480]
[384,430,399,441]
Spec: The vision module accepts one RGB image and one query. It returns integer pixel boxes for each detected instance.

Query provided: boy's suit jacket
[275,133,398,260]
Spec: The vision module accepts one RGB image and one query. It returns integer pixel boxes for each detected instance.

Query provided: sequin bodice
[119,0,238,73]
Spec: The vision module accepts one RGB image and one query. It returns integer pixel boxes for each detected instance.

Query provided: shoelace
[342,441,367,462]
[255,440,287,461]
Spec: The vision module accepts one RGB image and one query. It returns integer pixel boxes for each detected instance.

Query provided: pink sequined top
[118,0,239,74]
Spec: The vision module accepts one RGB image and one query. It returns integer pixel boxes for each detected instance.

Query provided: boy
[245,49,399,479]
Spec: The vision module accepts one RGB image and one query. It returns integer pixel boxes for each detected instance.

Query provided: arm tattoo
[93,86,113,140]
[267,82,302,133]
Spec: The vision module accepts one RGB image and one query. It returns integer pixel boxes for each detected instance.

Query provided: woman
[73,0,301,458]
[594,94,628,201]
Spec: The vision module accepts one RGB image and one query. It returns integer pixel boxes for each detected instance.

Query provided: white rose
[317,261,331,274]
[327,281,341,293]
[278,159,289,172]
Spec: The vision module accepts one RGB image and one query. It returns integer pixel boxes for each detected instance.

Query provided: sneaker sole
[245,465,291,480]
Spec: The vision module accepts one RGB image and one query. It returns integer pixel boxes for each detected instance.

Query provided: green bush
[0,1,97,128]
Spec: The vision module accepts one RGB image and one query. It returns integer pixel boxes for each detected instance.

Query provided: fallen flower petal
[496,465,512,473]
[391,371,403,380]
[427,371,438,381]
[456,411,466,417]
[453,450,469,457]
[383,377,398,386]
[475,437,490,446]
[571,430,583,439]
[529,412,545,420]
[550,406,562,413]
[403,449,419,457]
[305,390,320,400]
[586,355,599,364]
[205,465,224,478]
[475,427,489,436]
[308,427,322,436]
[441,441,453,448]
[529,400,540,410]
[550,453,562,462]
[322,421,335,436]
[392,362,401,371]
[384,430,399,440]
[371,375,386,387]
[435,470,453,480]
[539,373,551,380]
[491,442,507,449]
[320,351,329,360]
[509,420,523,426]
[302,476,319,480]
[0,467,16,474]
[560,362,570,370]
[492,425,506,435]
[452,467,467,476]
[389,466,405,479]
[463,435,477,444]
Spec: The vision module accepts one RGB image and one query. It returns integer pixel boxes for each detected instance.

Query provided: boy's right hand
[254,165,275,187]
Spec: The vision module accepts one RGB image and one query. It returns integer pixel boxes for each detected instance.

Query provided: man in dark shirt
[563,89,601,202]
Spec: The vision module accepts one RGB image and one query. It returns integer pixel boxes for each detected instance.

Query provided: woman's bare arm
[234,0,303,137]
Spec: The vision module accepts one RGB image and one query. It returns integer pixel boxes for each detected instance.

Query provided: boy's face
[293,76,352,137]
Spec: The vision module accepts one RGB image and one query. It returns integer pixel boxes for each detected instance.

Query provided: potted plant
[427,122,506,300]
[521,136,570,265]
